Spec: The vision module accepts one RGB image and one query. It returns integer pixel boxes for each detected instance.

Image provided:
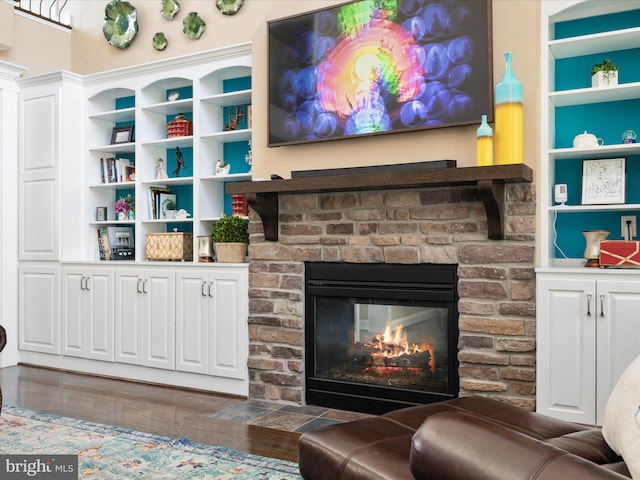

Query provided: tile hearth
[210,400,372,433]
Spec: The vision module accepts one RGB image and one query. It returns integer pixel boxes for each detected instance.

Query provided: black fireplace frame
[304,262,459,415]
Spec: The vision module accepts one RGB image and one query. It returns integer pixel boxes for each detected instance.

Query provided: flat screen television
[268,0,493,147]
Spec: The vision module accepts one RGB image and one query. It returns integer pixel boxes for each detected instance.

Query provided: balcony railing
[13,0,71,29]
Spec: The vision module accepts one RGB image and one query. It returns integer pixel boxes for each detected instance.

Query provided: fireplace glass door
[305,263,458,414]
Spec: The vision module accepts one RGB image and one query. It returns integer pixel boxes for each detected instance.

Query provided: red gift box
[599,240,640,267]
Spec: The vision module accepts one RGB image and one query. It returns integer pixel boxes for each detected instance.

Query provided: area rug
[0,405,302,479]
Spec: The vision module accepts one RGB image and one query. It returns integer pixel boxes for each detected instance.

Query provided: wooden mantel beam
[227,164,533,242]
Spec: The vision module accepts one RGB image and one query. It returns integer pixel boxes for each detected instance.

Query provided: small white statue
[156,158,168,179]
[174,209,191,219]
[216,160,230,175]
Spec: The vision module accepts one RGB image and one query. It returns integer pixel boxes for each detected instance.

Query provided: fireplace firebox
[305,262,459,414]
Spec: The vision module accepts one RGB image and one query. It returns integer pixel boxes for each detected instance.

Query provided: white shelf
[200,173,252,182]
[549,143,640,160]
[90,107,136,123]
[89,182,136,190]
[141,176,194,187]
[549,26,640,59]
[549,82,640,107]
[201,129,252,143]
[201,89,251,107]
[140,136,194,149]
[142,99,193,116]
[549,204,640,213]
[90,142,135,154]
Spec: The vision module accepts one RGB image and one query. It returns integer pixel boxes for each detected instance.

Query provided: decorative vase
[591,70,618,88]
[214,242,247,263]
[118,212,127,221]
[495,52,523,165]
[198,235,214,262]
[582,230,610,267]
[164,209,176,220]
[476,114,493,166]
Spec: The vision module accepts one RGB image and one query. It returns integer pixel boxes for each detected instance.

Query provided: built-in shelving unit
[540,0,640,265]
[84,44,253,262]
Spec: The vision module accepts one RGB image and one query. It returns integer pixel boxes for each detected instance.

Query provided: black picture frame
[111,125,134,144]
[268,0,493,147]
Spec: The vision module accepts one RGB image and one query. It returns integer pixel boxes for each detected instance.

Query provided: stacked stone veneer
[246,182,537,411]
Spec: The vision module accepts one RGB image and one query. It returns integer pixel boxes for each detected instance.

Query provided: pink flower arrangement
[114,195,134,214]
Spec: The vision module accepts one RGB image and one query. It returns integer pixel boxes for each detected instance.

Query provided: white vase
[591,70,618,88]
[118,212,127,221]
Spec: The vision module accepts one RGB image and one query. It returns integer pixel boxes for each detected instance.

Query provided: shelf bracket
[246,192,279,241]
[477,179,505,240]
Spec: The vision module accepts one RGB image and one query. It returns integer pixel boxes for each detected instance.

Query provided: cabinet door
[115,270,144,365]
[19,266,60,354]
[61,268,86,357]
[596,279,640,424]
[536,275,597,424]
[86,269,114,361]
[175,271,208,374]
[208,270,247,380]
[143,269,175,370]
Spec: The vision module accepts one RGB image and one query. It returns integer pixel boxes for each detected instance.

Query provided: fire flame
[366,324,435,373]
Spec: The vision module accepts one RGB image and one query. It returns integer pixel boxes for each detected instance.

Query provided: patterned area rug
[0,405,302,479]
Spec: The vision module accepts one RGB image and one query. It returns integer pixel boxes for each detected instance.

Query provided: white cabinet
[115,268,175,370]
[176,266,248,379]
[19,265,59,354]
[537,270,640,425]
[61,266,114,361]
[18,72,85,262]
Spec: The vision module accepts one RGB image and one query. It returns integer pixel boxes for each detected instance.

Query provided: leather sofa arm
[410,411,628,480]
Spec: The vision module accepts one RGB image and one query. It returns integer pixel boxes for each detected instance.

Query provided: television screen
[268,0,493,147]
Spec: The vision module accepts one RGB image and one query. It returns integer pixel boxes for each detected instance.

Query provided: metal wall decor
[183,12,206,39]
[153,32,168,51]
[103,0,138,49]
[161,0,180,20]
[216,0,244,15]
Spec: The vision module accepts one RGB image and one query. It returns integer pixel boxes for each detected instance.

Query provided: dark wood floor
[0,365,300,463]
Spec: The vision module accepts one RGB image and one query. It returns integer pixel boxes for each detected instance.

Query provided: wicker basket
[167,113,193,138]
[145,232,193,261]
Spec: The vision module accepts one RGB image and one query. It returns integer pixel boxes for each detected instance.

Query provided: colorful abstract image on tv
[268,0,493,147]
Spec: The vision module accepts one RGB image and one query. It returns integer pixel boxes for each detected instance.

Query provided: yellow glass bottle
[476,115,493,166]
[495,52,523,164]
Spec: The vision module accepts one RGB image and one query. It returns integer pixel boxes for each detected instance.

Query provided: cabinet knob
[143,278,149,294]
[208,281,214,298]
[600,294,605,318]
[137,278,143,293]
[587,294,592,317]
[201,280,208,297]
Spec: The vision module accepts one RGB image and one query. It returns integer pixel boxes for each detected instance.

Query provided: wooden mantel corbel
[227,164,533,242]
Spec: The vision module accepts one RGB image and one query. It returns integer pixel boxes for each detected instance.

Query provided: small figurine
[156,158,168,179]
[216,160,230,175]
[173,146,187,177]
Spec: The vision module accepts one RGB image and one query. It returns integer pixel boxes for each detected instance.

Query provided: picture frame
[581,157,626,205]
[267,0,493,147]
[111,125,134,144]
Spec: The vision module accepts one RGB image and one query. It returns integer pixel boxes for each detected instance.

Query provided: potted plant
[211,215,249,263]
[162,198,177,219]
[592,59,618,87]
[114,195,133,221]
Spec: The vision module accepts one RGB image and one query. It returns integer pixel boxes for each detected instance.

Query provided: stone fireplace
[239,168,536,411]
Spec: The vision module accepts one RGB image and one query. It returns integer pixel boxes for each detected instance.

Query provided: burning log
[383,350,431,369]
[348,342,375,366]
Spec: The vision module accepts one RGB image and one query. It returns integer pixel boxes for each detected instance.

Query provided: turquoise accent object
[476,115,492,138]
[495,52,523,105]
[103,0,138,49]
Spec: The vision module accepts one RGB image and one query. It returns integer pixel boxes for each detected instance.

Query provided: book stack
[100,157,136,183]
[148,186,175,219]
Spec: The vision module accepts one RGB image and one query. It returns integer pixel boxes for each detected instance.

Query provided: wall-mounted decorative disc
[153,32,168,51]
[182,12,206,39]
[215,0,244,15]
[103,0,138,49]
[160,0,180,20]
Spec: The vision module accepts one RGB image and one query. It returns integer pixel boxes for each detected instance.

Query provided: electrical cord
[553,209,569,259]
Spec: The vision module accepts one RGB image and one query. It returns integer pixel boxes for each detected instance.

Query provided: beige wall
[4,0,540,178]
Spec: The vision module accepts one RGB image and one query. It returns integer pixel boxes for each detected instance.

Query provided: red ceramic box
[599,240,640,267]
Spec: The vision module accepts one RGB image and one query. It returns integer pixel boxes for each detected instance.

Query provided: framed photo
[267,0,493,147]
[111,125,134,144]
[582,157,626,205]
